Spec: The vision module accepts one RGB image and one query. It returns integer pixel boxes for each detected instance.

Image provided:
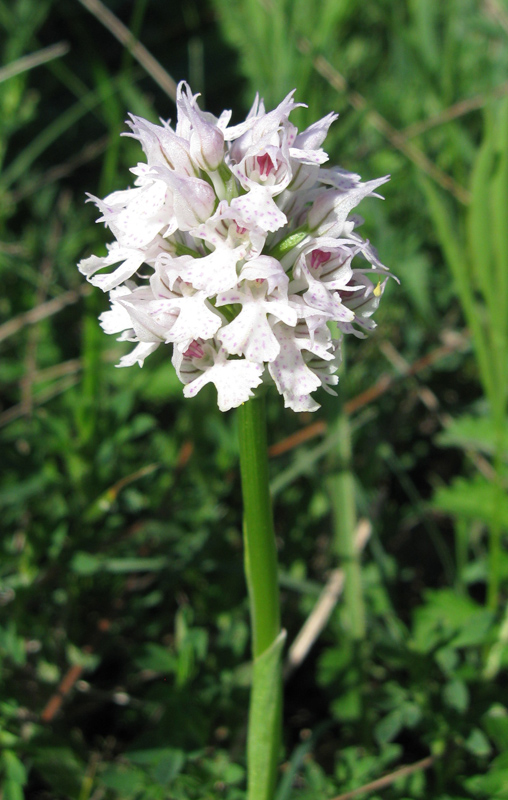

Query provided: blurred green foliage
[1,0,508,797]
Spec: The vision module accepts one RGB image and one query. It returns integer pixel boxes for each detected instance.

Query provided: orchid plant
[79,83,391,800]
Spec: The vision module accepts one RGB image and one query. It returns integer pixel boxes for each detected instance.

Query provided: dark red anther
[256,153,274,177]
[310,249,331,270]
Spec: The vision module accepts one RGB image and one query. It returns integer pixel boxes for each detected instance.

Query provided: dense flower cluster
[79,83,392,411]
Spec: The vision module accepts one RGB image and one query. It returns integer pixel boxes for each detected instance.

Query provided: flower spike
[79,82,394,411]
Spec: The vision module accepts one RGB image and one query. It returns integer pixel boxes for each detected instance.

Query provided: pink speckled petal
[268,324,322,411]
[166,295,222,348]
[231,186,286,233]
[218,304,281,362]
[79,245,146,292]
[183,353,264,411]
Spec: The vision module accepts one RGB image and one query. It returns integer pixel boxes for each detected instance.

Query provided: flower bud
[153,168,216,230]
[177,82,225,171]
[189,116,225,172]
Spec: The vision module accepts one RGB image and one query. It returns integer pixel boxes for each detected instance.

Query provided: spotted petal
[217,282,297,362]
[78,244,146,292]
[239,255,289,295]
[182,346,264,411]
[158,250,241,295]
[91,180,172,248]
[218,303,280,362]
[231,186,287,233]
[163,293,223,350]
[268,324,322,411]
[99,285,135,334]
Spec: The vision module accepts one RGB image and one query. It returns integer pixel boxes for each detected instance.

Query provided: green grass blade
[491,97,508,403]
[420,175,496,406]
[274,722,330,800]
[467,107,496,312]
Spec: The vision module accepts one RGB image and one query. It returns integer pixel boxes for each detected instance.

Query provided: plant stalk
[237,395,283,800]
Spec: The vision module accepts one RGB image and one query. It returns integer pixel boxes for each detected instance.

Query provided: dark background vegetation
[2,0,508,797]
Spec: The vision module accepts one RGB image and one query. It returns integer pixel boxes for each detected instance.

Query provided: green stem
[238,395,281,657]
[237,395,283,800]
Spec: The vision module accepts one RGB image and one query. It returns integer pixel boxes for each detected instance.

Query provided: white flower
[78,82,393,411]
[267,322,338,412]
[216,272,297,363]
[291,241,357,326]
